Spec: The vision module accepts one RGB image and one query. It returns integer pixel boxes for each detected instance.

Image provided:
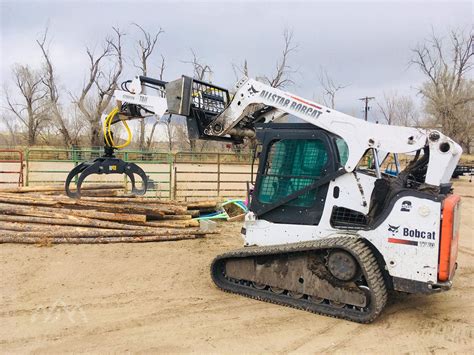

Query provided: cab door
[251,127,338,225]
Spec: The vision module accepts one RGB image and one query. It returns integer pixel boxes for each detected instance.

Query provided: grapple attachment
[65,104,151,198]
[65,156,148,199]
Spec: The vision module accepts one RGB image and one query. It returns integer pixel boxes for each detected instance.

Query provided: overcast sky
[1,0,472,122]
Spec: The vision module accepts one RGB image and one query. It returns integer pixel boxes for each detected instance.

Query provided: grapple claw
[124,162,148,195]
[65,157,149,198]
[65,161,92,198]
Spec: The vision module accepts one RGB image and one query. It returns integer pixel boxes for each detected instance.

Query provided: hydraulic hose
[103,108,132,149]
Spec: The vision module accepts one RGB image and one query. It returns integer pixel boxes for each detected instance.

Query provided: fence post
[0,149,24,187]
[25,148,30,186]
[123,151,129,191]
[173,166,177,200]
[168,152,174,199]
[217,153,221,197]
[19,150,24,186]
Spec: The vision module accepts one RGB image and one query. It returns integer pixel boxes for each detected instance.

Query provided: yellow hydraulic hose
[102,108,117,146]
[103,108,132,149]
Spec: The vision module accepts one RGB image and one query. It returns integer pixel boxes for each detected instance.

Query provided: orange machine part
[438,194,461,281]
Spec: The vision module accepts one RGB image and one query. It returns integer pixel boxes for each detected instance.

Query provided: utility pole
[358,96,375,121]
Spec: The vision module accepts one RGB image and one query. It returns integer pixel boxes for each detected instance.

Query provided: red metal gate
[0,149,24,186]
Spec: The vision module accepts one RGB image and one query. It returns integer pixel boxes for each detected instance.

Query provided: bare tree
[74,27,124,147]
[318,67,350,109]
[0,112,21,146]
[377,92,397,125]
[173,122,192,151]
[228,30,297,153]
[156,115,173,151]
[145,55,167,150]
[232,29,296,89]
[377,92,420,127]
[183,49,213,81]
[411,29,473,150]
[36,28,73,147]
[232,59,249,81]
[454,95,474,153]
[132,23,165,150]
[64,104,87,146]
[132,23,163,75]
[260,29,297,89]
[4,65,49,145]
[182,49,214,150]
[397,96,421,127]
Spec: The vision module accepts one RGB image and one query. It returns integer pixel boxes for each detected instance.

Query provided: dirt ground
[1,178,473,353]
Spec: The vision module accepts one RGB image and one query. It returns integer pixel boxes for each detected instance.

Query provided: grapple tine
[65,162,89,198]
[124,162,148,195]
[73,161,105,199]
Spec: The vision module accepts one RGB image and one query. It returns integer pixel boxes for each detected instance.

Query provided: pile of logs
[0,184,220,245]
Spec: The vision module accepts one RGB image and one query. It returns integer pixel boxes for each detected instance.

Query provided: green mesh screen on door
[258,139,328,207]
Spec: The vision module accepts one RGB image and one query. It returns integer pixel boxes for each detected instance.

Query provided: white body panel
[244,186,441,283]
[322,173,376,216]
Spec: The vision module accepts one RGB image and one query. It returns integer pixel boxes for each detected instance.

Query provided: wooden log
[0,203,145,223]
[70,201,185,215]
[192,207,220,214]
[79,189,121,197]
[0,184,124,194]
[186,200,220,209]
[0,222,202,232]
[144,219,200,228]
[0,234,202,244]
[0,215,146,230]
[0,223,94,232]
[0,195,59,207]
[0,227,207,239]
[0,219,200,232]
[187,210,201,218]
[77,196,184,205]
[46,189,121,197]
[51,200,165,217]
[0,194,187,216]
[142,223,187,229]
[0,207,53,219]
[157,214,192,220]
[0,223,32,231]
[227,213,246,222]
[19,189,119,198]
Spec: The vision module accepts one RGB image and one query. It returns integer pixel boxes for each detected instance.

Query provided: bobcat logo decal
[248,85,259,96]
[388,224,400,235]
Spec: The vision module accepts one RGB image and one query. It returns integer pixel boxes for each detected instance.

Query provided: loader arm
[190,78,461,186]
[109,74,462,187]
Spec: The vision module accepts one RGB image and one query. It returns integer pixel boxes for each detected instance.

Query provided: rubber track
[210,236,388,323]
